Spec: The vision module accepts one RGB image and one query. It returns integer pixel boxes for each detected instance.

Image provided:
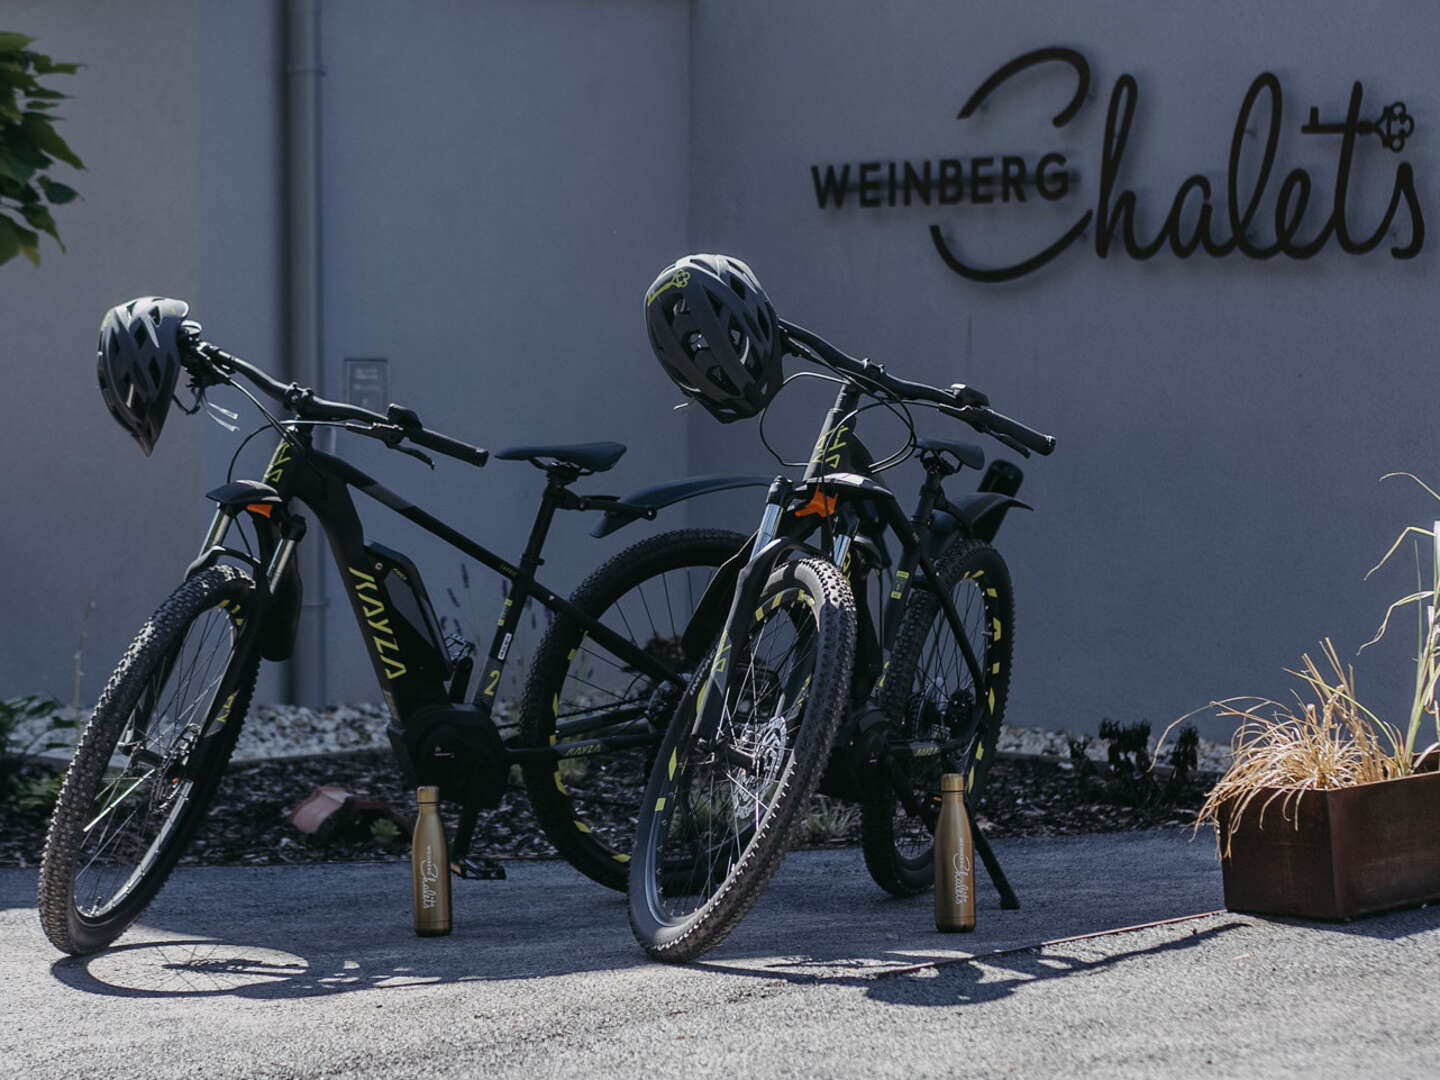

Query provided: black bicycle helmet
[644,254,782,423]
[97,296,190,455]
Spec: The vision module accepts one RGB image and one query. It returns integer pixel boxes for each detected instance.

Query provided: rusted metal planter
[1218,769,1440,919]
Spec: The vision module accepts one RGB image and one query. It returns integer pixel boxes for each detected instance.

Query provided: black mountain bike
[627,317,1055,961]
[39,298,765,955]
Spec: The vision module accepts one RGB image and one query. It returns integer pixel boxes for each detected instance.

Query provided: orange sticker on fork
[794,490,837,518]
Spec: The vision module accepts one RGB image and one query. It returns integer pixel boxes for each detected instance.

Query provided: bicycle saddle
[914,436,984,471]
[492,441,627,472]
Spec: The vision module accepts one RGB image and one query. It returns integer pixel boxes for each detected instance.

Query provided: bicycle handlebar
[778,319,1055,457]
[181,328,490,468]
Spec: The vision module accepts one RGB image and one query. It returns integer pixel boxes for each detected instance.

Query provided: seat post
[517,467,576,578]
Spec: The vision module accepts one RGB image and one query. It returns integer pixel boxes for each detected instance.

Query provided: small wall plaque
[346,357,388,413]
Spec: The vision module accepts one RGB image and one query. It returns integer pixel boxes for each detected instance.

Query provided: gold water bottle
[934,773,976,932]
[412,786,452,936]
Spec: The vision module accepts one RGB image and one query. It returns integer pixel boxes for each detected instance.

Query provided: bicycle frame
[191,427,686,765]
[681,380,997,763]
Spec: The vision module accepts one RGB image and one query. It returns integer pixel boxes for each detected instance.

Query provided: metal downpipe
[284,0,327,706]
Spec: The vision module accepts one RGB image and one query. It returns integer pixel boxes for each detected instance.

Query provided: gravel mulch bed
[1,748,1218,870]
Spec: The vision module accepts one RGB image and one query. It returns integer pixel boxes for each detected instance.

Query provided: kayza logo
[811,47,1423,283]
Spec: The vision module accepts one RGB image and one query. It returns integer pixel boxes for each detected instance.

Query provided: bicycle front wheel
[37,566,260,954]
[518,528,747,891]
[628,556,856,962]
[863,539,1014,896]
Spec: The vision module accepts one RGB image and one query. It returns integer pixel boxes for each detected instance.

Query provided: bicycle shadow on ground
[40,862,648,1000]
[29,831,1234,1000]
[860,920,1247,1007]
[688,918,1248,1008]
[677,834,1228,976]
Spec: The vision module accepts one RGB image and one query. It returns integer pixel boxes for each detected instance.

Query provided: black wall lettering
[812,48,1423,279]
[859,162,882,207]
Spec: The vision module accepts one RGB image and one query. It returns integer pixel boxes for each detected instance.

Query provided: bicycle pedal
[450,856,507,881]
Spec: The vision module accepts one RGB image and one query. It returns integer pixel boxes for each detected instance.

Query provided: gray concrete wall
[684,0,1439,741]
[314,0,692,702]
[2,1,691,708]
[2,0,206,707]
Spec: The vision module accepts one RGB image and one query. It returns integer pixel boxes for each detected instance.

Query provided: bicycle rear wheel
[628,556,855,962]
[863,539,1013,896]
[518,528,747,891]
[37,566,260,954]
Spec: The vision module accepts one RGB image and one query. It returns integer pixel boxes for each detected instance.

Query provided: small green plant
[1106,719,1204,807]
[1098,719,1152,776]
[799,795,859,845]
[0,33,85,267]
[555,756,589,785]
[369,816,401,843]
[14,770,61,813]
[1,694,76,800]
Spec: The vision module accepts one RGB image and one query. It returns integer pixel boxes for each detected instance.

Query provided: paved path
[4,831,1436,1078]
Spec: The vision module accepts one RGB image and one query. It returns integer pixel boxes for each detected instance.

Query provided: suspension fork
[686,476,795,746]
[183,504,307,747]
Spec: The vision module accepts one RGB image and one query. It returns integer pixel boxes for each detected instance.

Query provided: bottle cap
[940,772,964,792]
[417,785,440,804]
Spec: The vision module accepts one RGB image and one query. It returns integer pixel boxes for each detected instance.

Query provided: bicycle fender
[233,510,302,663]
[186,520,301,663]
[932,492,1032,548]
[680,534,752,661]
[260,556,302,662]
[680,535,822,661]
[589,474,772,538]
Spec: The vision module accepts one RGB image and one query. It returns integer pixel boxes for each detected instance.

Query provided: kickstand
[970,815,1019,909]
[447,799,507,881]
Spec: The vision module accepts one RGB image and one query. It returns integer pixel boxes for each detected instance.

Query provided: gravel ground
[15,702,1234,770]
[2,704,1222,869]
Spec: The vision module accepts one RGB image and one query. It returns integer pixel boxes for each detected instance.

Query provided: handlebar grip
[981,409,1056,455]
[408,427,489,467]
[941,404,1056,455]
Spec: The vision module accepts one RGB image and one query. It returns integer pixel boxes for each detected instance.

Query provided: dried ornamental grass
[1360,472,1440,769]
[1187,641,1411,856]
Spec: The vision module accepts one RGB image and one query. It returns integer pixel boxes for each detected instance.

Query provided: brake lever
[342,420,435,468]
[990,431,1031,459]
[398,444,435,469]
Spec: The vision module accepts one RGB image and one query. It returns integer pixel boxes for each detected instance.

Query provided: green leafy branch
[0,32,84,267]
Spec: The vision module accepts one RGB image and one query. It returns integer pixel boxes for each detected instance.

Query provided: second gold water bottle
[934,772,976,932]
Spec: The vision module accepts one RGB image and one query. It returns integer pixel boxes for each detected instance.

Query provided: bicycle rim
[520,530,745,887]
[631,558,855,960]
[73,601,246,920]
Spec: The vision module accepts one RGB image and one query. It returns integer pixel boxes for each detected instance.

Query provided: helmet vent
[707,365,739,395]
[148,304,162,322]
[149,357,163,384]
[727,315,745,352]
[133,324,146,347]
